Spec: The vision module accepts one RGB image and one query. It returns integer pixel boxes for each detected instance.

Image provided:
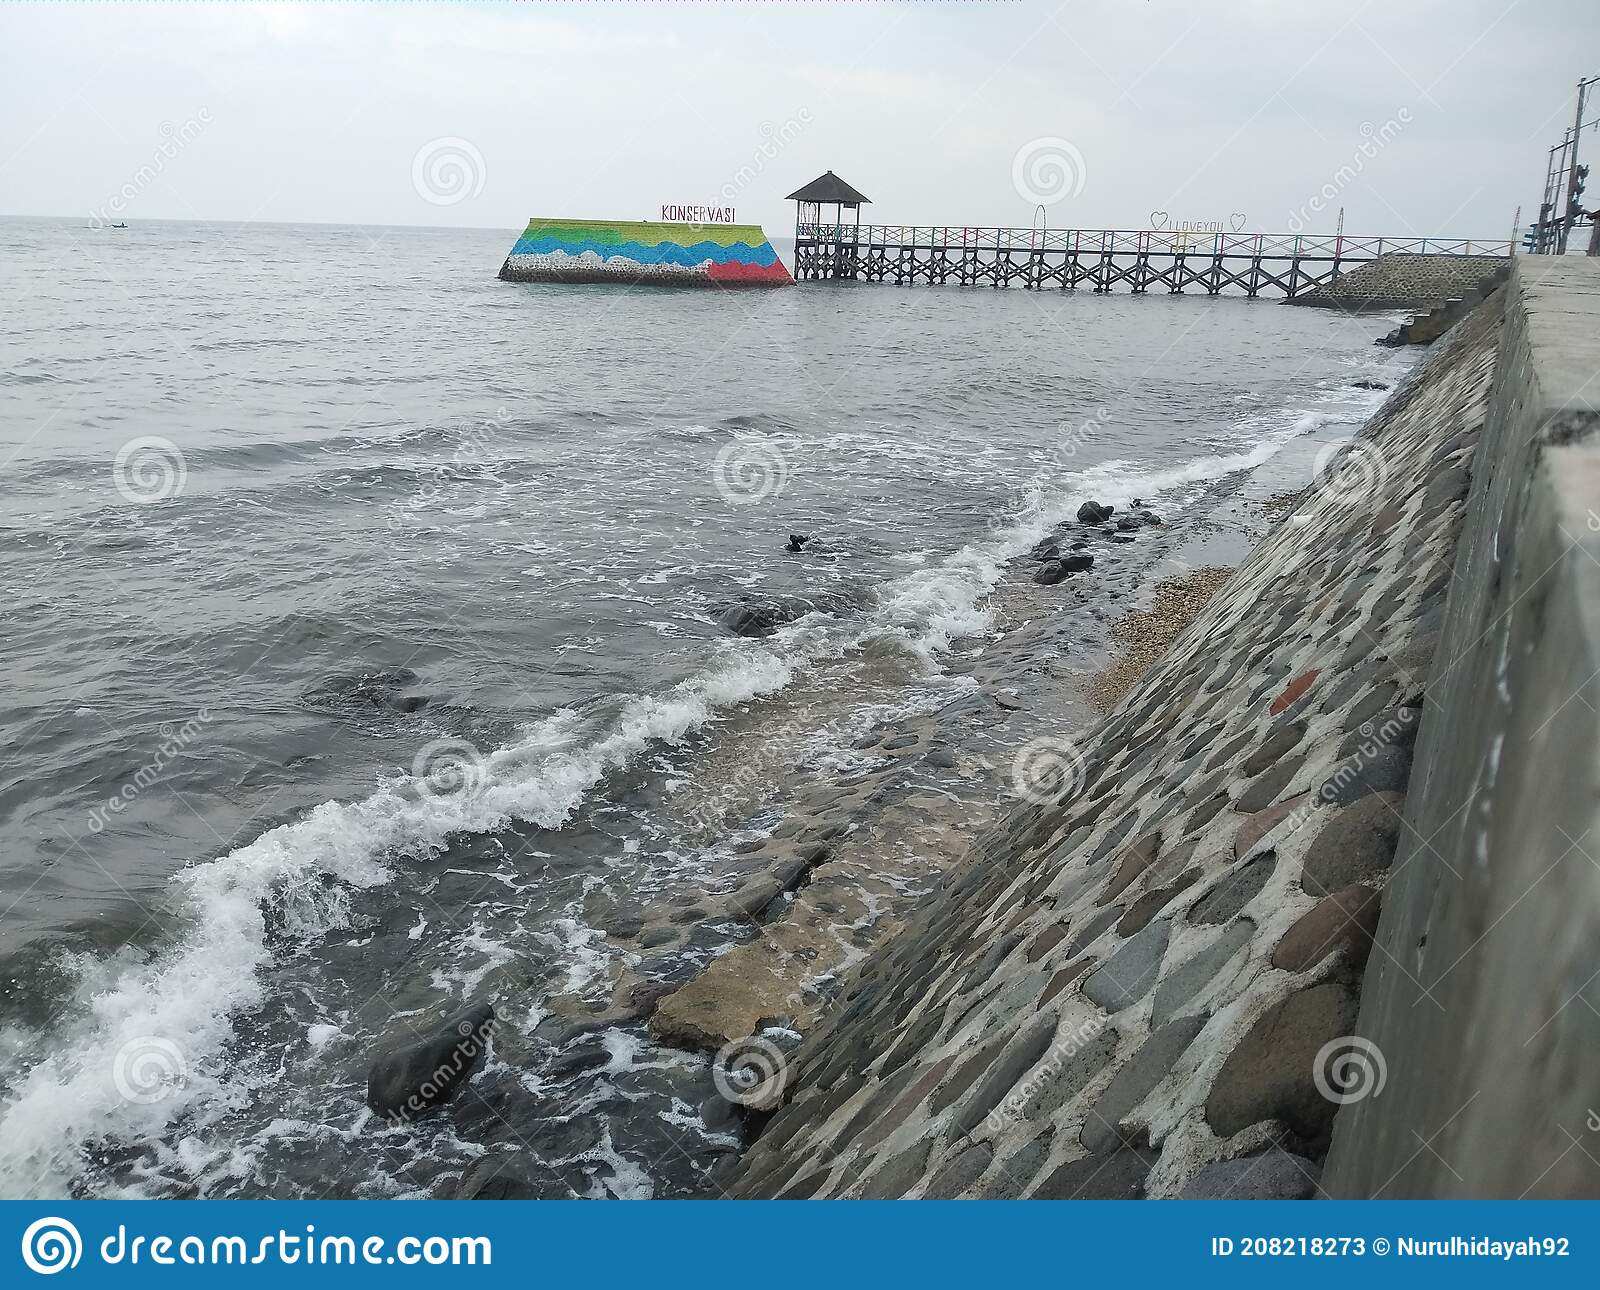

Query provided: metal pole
[1560,77,1596,254]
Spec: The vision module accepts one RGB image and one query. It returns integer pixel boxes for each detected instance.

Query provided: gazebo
[786,171,872,240]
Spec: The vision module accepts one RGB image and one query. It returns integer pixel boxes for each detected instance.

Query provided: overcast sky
[2,1,1596,238]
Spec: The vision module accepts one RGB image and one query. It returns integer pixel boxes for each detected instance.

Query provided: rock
[1204,981,1358,1141]
[1116,516,1141,531]
[717,591,855,638]
[1273,884,1382,971]
[1180,1149,1322,1199]
[1081,919,1170,1012]
[1033,1141,1157,1198]
[1080,1016,1207,1151]
[1269,669,1320,715]
[1241,720,1308,776]
[1077,500,1115,525]
[1150,918,1255,1025]
[1234,752,1306,813]
[1300,794,1402,896]
[700,1091,744,1134]
[784,534,810,553]
[366,1003,496,1123]
[454,1154,556,1200]
[1033,560,1069,586]
[650,959,798,1051]
[1351,379,1389,391]
[1102,831,1162,903]
[1234,793,1310,859]
[1320,745,1411,805]
[922,1141,993,1198]
[1189,854,1275,923]
[1030,537,1061,560]
[1061,553,1094,572]
[1138,510,1163,526]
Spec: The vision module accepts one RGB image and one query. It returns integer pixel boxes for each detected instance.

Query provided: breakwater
[723,256,1600,1199]
[498,218,791,287]
[1292,253,1510,311]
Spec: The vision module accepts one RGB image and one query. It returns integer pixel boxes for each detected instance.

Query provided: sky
[1,0,1597,239]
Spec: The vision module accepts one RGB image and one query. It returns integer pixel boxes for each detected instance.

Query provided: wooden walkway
[792,223,1512,297]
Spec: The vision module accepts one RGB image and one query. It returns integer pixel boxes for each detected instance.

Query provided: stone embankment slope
[1293,253,1508,311]
[727,263,1594,1200]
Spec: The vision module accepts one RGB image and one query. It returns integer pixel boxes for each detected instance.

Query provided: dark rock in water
[1077,501,1115,525]
[367,1003,496,1123]
[303,669,429,715]
[784,534,810,553]
[1033,561,1069,585]
[1061,553,1094,572]
[1030,537,1061,561]
[455,1154,547,1200]
[1351,379,1390,390]
[1116,516,1141,532]
[1138,509,1163,526]
[701,1091,744,1134]
[718,592,847,638]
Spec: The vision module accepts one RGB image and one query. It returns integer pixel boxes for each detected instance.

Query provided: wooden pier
[792,222,1512,297]
[784,171,1511,299]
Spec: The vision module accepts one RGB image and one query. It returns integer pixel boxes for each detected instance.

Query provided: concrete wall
[1324,258,1600,1198]
[1295,254,1508,311]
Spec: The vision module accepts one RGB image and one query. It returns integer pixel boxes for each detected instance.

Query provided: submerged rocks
[367,1003,496,1123]
[1033,553,1095,585]
[717,590,855,638]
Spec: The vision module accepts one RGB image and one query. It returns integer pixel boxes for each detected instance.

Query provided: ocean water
[0,217,1411,1198]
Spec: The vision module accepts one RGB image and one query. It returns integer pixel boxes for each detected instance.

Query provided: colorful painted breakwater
[498,218,792,287]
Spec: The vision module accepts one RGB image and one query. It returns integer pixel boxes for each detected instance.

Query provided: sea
[0,217,1413,1198]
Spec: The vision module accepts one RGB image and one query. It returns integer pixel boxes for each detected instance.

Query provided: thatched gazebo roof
[785,171,872,207]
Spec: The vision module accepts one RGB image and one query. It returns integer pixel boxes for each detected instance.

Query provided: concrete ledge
[1324,257,1600,1198]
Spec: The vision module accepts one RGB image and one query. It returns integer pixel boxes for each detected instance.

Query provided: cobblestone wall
[728,295,1509,1199]
[1294,254,1508,311]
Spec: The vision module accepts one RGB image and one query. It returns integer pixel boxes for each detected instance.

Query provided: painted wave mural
[498,218,793,287]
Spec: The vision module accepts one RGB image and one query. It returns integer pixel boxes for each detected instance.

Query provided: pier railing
[796,223,1512,259]
[791,221,1512,296]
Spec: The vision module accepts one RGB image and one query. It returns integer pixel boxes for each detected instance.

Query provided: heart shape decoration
[1229,212,1247,232]
[1149,210,1170,230]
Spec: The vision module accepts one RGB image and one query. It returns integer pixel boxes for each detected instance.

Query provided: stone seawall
[725,258,1600,1200]
[1294,253,1508,311]
[1324,258,1600,1198]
